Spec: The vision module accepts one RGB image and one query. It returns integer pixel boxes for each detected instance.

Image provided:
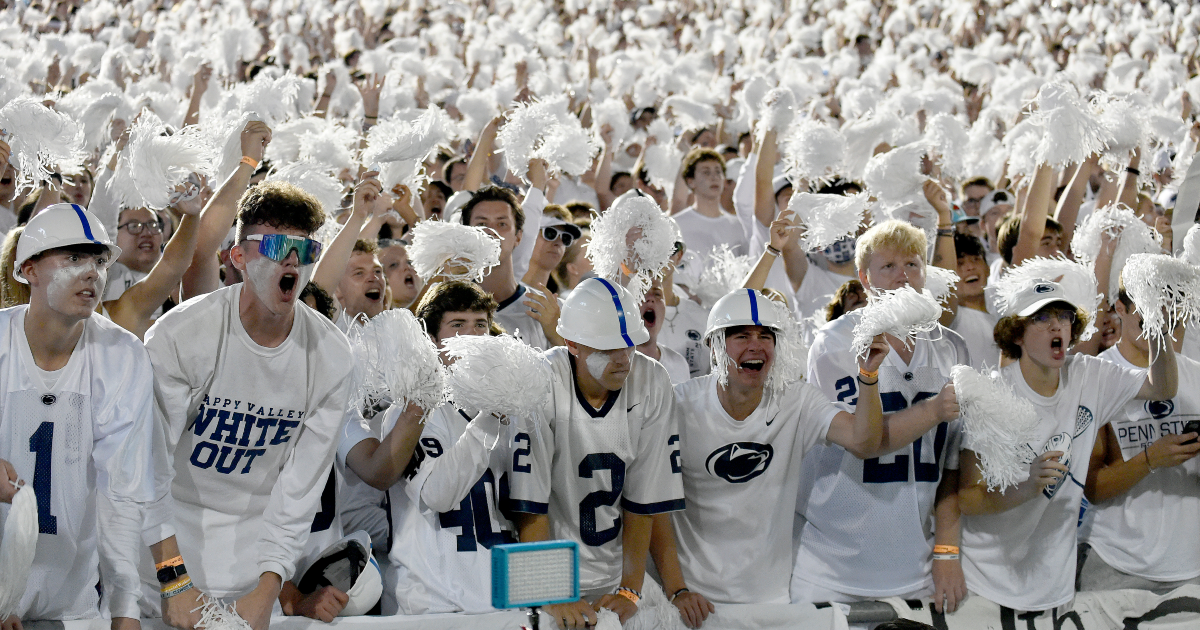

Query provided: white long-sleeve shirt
[142,285,353,597]
[0,307,158,620]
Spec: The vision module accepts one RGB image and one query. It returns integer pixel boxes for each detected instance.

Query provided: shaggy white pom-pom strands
[787,192,868,252]
[349,309,446,413]
[1122,254,1200,349]
[587,194,676,304]
[952,365,1041,493]
[693,245,755,309]
[110,111,214,209]
[924,266,960,306]
[497,95,599,183]
[406,221,501,283]
[0,484,38,620]
[1030,81,1109,168]
[194,596,253,630]
[1072,203,1163,302]
[851,287,943,359]
[441,334,552,421]
[0,96,87,190]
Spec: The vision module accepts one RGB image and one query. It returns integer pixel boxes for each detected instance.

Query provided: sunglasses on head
[541,226,576,247]
[243,234,323,265]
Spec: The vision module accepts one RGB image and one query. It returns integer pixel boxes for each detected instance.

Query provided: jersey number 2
[29,422,58,535]
[578,453,625,547]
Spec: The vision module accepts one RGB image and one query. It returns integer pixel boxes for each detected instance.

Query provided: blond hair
[854,219,927,274]
[1,227,30,308]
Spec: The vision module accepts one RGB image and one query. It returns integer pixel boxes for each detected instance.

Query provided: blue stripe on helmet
[594,278,634,347]
[69,204,98,243]
[746,288,761,326]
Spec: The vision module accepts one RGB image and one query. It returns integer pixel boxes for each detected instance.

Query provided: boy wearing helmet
[0,204,204,629]
[508,277,685,629]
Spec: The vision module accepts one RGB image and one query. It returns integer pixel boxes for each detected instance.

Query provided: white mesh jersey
[508,348,685,593]
[378,403,517,614]
[659,297,711,378]
[0,307,159,621]
[1081,348,1200,582]
[793,310,965,599]
[962,354,1143,611]
[494,284,550,350]
[141,285,354,598]
[672,375,840,604]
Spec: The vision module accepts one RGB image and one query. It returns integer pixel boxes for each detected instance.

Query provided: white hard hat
[705,288,787,338]
[557,277,650,350]
[13,203,121,284]
[296,531,383,616]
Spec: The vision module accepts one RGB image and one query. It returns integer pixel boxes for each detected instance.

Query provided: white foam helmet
[705,288,787,338]
[557,277,650,350]
[13,203,121,284]
[297,531,382,616]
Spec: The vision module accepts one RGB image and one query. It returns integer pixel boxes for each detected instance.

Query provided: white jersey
[142,285,354,598]
[793,264,854,322]
[949,306,999,372]
[494,283,550,350]
[651,345,691,385]
[961,354,1143,611]
[508,348,685,593]
[379,404,516,614]
[0,307,158,621]
[794,310,965,598]
[1083,348,1200,582]
[672,375,840,604]
[659,296,711,377]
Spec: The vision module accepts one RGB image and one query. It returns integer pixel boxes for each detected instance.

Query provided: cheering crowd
[2,0,1200,629]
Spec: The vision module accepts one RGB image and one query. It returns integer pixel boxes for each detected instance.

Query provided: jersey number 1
[29,422,58,535]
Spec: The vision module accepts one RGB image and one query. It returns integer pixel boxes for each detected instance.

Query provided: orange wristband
[933,545,960,555]
[858,366,879,381]
[155,556,184,570]
[240,155,259,169]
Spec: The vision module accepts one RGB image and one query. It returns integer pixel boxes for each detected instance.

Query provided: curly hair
[235,181,326,242]
[993,302,1089,360]
[681,147,726,181]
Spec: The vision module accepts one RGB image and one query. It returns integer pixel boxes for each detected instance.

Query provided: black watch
[157,563,188,584]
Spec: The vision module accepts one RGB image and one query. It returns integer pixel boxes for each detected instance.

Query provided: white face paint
[243,256,314,309]
[584,350,612,381]
[45,258,106,314]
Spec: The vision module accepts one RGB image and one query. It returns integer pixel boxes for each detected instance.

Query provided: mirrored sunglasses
[244,233,323,265]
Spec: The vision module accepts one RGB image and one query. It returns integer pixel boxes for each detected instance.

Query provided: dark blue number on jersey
[578,453,626,547]
[29,421,58,535]
[438,468,516,552]
[310,468,337,533]
[512,432,532,473]
[862,391,946,484]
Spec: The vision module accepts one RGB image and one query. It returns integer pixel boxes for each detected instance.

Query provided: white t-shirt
[650,344,691,385]
[142,285,354,598]
[659,297,711,378]
[961,354,1144,611]
[0,307,158,621]
[793,263,854,323]
[672,375,839,604]
[674,207,746,263]
[376,404,516,614]
[1083,348,1200,582]
[493,283,550,350]
[793,310,966,599]
[950,306,999,372]
[507,348,685,594]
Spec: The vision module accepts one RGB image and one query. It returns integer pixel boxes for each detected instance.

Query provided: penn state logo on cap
[705,443,773,483]
[1034,283,1054,293]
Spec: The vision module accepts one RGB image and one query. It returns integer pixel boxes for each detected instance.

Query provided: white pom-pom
[0,96,87,190]
[268,162,344,218]
[692,245,755,308]
[194,596,253,630]
[362,107,457,166]
[738,75,771,121]
[759,88,796,135]
[924,113,971,181]
[348,309,446,412]
[1182,225,1200,267]
[406,221,501,283]
[662,94,716,132]
[297,121,360,174]
[1122,254,1200,350]
[534,115,601,179]
[109,111,214,210]
[993,257,1102,340]
[586,193,676,303]
[454,90,500,139]
[851,287,943,358]
[497,96,563,182]
[595,609,622,630]
[1029,81,1108,168]
[767,300,808,391]
[863,143,927,203]
[1071,203,1163,301]
[924,266,961,306]
[441,334,553,420]
[1093,93,1142,156]
[787,192,868,252]
[591,98,633,148]
[781,119,847,185]
[952,365,1041,492]
[0,484,38,620]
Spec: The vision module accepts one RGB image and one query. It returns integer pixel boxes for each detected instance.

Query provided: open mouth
[365,289,382,301]
[739,359,765,372]
[78,288,96,300]
[641,306,656,327]
[963,275,979,284]
[1050,336,1064,359]
[279,272,298,294]
[403,272,416,288]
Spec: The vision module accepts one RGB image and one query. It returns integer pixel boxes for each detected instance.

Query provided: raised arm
[742,209,797,290]
[463,115,503,192]
[1138,330,1178,401]
[1011,163,1055,265]
[754,130,779,229]
[924,180,959,327]
[310,173,378,296]
[1055,155,1098,252]
[343,403,426,491]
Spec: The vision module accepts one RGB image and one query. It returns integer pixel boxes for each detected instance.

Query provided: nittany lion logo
[706,443,773,483]
[1074,405,1094,437]
[1034,283,1055,293]
[1146,400,1175,419]
[687,329,702,341]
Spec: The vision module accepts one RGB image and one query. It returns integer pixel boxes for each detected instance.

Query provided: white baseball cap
[1003,280,1080,317]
